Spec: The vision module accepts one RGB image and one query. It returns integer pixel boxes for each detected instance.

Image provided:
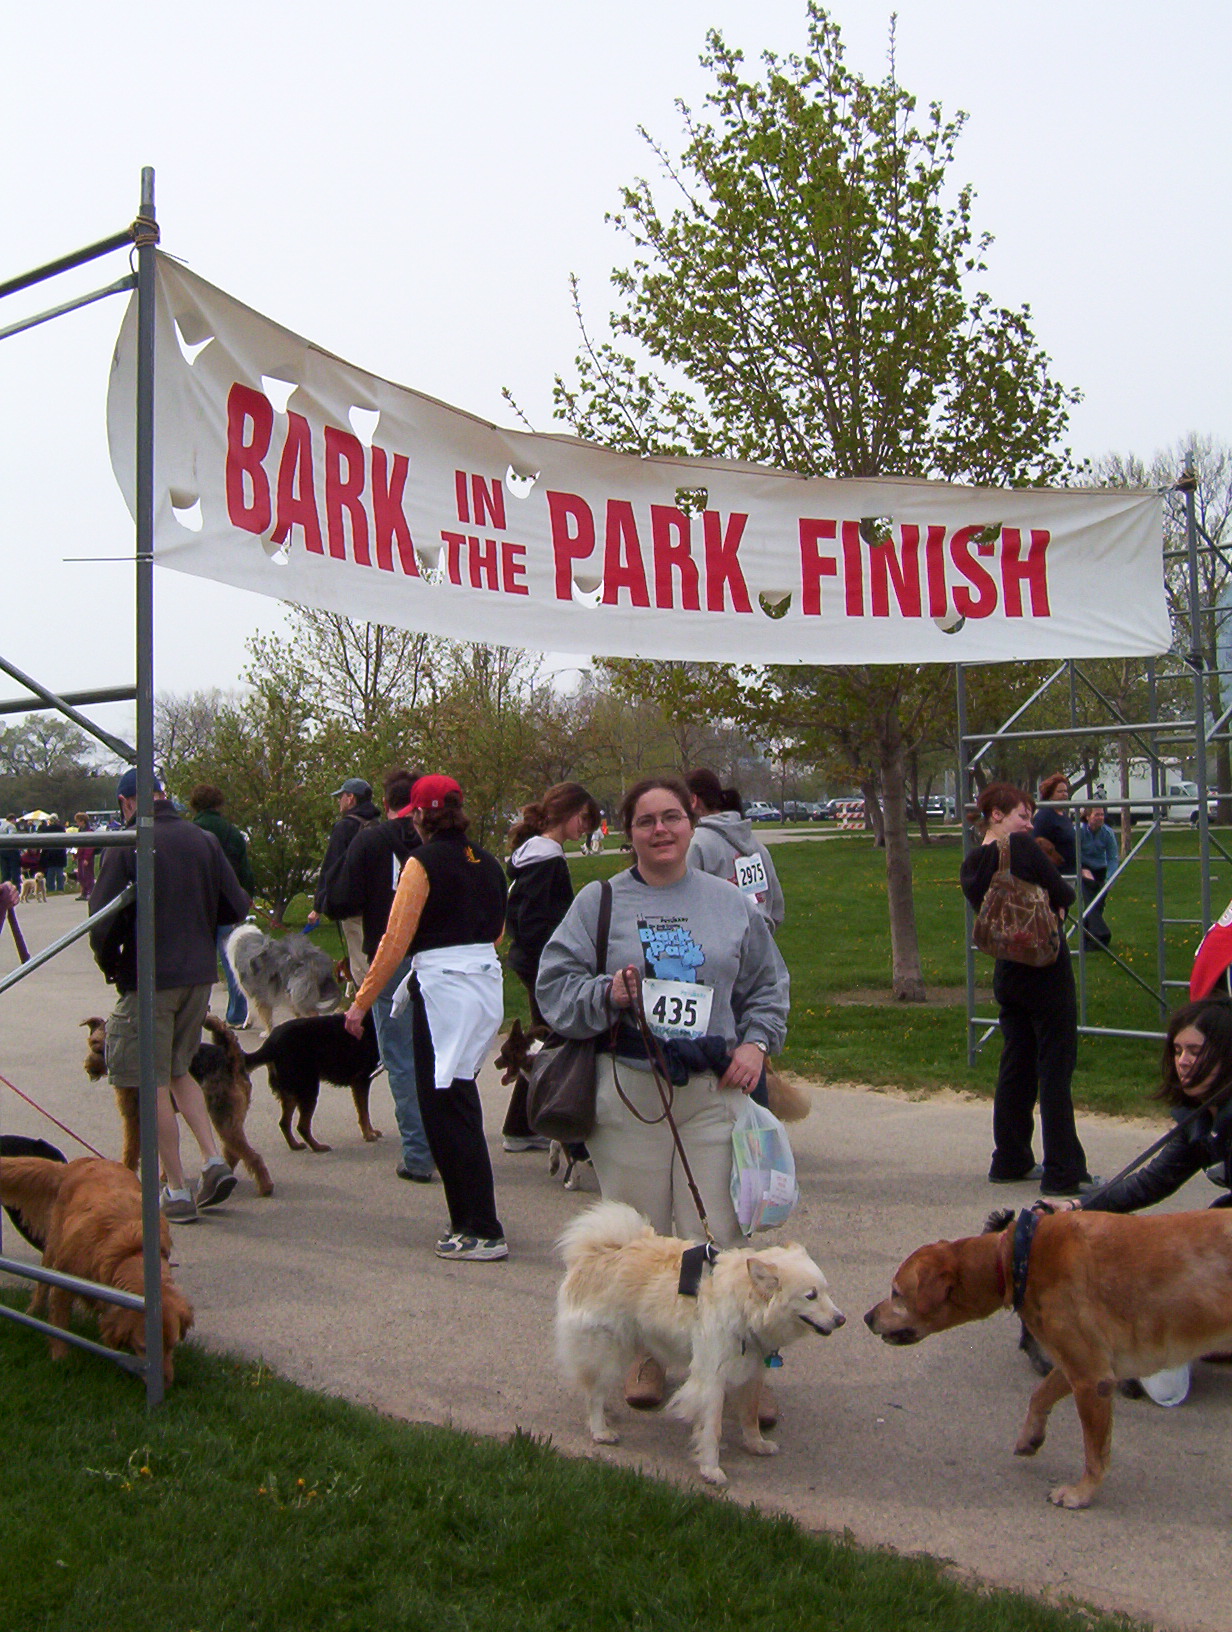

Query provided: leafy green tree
[553,5,1078,999]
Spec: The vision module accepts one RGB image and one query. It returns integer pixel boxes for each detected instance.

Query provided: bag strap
[996,834,1011,876]
[594,878,612,973]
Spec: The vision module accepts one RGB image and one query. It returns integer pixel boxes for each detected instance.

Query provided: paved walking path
[1,897,1227,1632]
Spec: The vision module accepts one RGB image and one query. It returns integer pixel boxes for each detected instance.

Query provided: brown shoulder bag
[972,836,1060,967]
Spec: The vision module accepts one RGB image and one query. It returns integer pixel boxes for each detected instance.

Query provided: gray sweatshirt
[687,812,785,933]
[536,867,790,1054]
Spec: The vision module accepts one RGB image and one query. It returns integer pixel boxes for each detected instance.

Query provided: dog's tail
[556,1199,652,1268]
[240,1036,275,1071]
[765,1069,811,1123]
[202,1014,250,1079]
[0,1155,69,1248]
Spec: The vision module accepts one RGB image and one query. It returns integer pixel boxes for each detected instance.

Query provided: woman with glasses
[537,775,790,1404]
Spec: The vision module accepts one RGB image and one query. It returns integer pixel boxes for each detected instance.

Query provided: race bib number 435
[643,979,714,1040]
[733,852,768,896]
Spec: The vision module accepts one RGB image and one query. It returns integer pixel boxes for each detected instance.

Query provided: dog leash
[610,969,717,1249]
[0,1069,105,1158]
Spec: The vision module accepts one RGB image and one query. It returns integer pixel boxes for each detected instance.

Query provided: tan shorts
[106,985,212,1087]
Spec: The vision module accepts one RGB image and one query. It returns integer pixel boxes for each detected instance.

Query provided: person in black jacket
[327,767,433,1183]
[501,781,599,1151]
[1031,771,1077,875]
[89,770,251,1223]
[1051,999,1232,1404]
[961,781,1096,1197]
[190,784,257,1028]
[41,818,68,893]
[304,776,381,979]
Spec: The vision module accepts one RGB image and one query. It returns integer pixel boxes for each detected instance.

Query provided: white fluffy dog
[555,1200,845,1485]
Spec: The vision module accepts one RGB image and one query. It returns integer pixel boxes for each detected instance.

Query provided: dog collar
[1011,1208,1040,1313]
[678,1241,720,1298]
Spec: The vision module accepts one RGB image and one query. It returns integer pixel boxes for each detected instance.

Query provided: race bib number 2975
[733,852,768,896]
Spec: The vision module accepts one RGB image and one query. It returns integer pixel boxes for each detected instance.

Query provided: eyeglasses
[631,810,689,833]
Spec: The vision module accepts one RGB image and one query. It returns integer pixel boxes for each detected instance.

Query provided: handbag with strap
[972,835,1060,968]
[526,878,613,1142]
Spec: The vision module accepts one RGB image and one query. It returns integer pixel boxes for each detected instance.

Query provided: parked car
[923,796,955,822]
[745,801,782,822]
[780,801,813,822]
[806,801,832,821]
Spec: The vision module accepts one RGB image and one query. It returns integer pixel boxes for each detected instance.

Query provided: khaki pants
[341,916,369,986]
[588,1055,743,1246]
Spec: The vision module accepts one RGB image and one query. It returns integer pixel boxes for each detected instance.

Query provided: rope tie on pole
[130,214,160,249]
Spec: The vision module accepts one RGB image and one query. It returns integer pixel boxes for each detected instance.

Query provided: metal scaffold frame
[0,169,164,1405]
[958,469,1232,1063]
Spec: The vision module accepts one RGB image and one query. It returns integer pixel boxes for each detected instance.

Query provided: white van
[1091,765,1213,825]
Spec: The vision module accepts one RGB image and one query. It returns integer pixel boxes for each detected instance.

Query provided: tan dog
[20,873,45,904]
[556,1200,845,1485]
[864,1205,1232,1508]
[80,1014,273,1196]
[0,1155,194,1383]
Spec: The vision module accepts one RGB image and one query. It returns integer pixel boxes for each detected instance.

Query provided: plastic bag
[730,1098,798,1233]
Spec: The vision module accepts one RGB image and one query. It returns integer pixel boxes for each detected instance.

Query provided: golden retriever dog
[0,1156,194,1383]
[20,873,45,904]
[864,1205,1232,1508]
[556,1200,845,1485]
[80,1014,273,1196]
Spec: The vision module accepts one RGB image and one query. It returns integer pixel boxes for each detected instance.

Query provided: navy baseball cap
[117,768,164,800]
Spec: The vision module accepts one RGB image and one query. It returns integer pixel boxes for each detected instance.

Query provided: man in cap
[89,769,251,1222]
[305,776,381,982]
[327,767,433,1182]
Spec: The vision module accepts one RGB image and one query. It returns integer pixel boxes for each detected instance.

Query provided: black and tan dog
[81,1014,273,1196]
[865,1204,1232,1508]
[1,1133,67,1248]
[243,1012,381,1152]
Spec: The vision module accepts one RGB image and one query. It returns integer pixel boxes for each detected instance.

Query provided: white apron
[392,942,504,1089]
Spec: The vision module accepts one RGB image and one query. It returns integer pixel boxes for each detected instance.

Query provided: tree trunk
[877,708,927,1002]
[860,777,885,847]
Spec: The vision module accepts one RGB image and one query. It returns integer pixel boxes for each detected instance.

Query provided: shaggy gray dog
[226,923,341,1035]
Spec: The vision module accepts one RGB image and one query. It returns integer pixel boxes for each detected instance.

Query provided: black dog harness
[677,1241,720,1297]
[1011,1207,1042,1313]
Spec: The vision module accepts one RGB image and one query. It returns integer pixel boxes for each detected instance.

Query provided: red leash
[0,1069,105,1158]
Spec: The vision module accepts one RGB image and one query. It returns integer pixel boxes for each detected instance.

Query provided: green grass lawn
[0,1306,1143,1632]
[281,828,1227,1122]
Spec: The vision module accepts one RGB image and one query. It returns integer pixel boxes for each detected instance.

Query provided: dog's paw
[590,1428,620,1445]
[1014,1427,1045,1457]
[743,1436,778,1457]
[1047,1483,1092,1510]
[363,1128,382,1142]
[698,1464,728,1487]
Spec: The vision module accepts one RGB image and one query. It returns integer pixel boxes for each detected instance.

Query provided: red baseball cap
[409,774,462,811]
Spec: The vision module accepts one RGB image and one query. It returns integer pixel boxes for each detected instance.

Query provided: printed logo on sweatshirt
[637,917,705,982]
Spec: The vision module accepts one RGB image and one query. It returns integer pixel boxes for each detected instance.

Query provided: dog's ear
[908,1259,954,1319]
[747,1258,781,1299]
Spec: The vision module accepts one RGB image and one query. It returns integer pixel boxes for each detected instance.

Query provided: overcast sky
[1,0,1227,742]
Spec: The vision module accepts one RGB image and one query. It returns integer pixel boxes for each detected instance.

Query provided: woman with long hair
[345,776,508,1261]
[501,781,599,1150]
[960,781,1096,1197]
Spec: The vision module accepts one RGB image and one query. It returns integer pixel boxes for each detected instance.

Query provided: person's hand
[303,911,320,932]
[720,1041,765,1094]
[1081,868,1095,881]
[610,966,640,1010]
[344,1002,366,1039]
[1036,1196,1081,1213]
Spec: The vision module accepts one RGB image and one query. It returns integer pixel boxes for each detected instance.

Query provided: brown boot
[757,1383,779,1430]
[625,1354,666,1410]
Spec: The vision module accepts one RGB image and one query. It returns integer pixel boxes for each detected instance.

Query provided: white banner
[107,255,1169,664]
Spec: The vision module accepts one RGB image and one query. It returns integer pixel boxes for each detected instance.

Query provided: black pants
[411,984,503,1241]
[1081,867,1111,946]
[991,960,1088,1190]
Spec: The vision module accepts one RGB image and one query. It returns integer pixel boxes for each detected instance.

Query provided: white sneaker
[1140,1364,1191,1407]
[502,1135,550,1153]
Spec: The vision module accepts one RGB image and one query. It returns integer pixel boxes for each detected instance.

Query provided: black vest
[409,829,507,954]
